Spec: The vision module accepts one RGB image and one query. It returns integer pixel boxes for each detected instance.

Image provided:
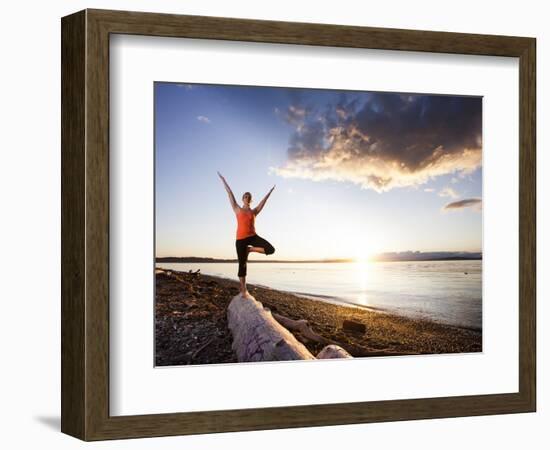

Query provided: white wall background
[0,1,546,448]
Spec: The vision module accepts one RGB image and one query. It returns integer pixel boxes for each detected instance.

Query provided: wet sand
[155,268,482,366]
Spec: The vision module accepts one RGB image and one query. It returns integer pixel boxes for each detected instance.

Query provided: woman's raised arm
[217,172,239,213]
[253,185,275,216]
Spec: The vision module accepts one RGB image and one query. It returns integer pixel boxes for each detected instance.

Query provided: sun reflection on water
[353,259,372,306]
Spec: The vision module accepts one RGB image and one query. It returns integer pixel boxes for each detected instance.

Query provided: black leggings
[235,234,275,277]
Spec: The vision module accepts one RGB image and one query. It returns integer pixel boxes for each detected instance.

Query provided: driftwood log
[271,313,334,345]
[227,294,352,361]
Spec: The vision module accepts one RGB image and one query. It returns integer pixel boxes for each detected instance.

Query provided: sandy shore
[155,268,482,366]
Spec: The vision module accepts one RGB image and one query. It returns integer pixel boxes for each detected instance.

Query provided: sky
[155,82,482,260]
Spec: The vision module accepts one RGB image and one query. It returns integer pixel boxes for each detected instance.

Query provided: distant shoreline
[156,256,482,264]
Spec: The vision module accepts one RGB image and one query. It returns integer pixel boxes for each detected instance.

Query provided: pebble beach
[155,268,482,366]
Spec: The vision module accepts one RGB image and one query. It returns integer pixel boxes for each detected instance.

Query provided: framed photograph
[61,9,536,441]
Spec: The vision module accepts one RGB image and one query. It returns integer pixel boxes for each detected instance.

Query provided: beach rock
[317,345,353,359]
[342,320,367,334]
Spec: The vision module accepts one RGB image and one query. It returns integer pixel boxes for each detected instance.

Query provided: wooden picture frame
[61,8,536,441]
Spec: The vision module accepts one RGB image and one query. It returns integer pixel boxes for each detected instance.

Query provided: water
[157,260,482,330]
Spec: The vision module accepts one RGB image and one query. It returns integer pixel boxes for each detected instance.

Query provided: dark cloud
[443,198,482,211]
[270,92,482,192]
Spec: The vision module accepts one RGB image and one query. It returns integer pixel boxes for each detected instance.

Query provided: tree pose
[217,171,276,298]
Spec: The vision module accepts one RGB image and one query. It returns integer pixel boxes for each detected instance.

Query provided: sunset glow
[155,83,482,260]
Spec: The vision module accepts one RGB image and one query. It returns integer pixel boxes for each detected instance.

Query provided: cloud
[443,198,482,211]
[197,115,211,124]
[439,187,459,199]
[270,93,482,192]
[424,188,435,193]
[275,104,310,128]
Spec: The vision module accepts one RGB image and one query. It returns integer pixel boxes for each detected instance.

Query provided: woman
[217,171,276,298]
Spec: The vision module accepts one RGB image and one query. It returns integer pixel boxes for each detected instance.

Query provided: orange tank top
[236,208,256,239]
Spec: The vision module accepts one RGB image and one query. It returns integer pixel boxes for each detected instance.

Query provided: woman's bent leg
[249,234,275,256]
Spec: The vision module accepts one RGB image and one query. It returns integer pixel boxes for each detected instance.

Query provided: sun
[353,243,379,263]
